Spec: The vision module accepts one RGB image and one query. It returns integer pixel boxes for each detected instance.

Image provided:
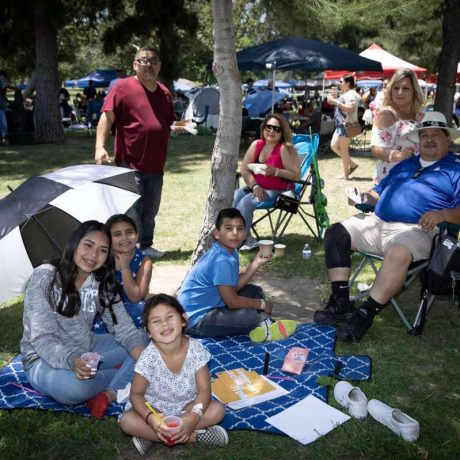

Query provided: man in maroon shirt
[94,46,175,258]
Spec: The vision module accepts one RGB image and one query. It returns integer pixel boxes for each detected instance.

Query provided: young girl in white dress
[119,294,227,455]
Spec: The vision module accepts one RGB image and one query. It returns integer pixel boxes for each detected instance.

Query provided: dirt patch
[149,264,323,323]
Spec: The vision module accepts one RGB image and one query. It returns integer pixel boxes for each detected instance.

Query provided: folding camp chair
[349,128,368,152]
[349,205,459,335]
[251,133,329,242]
[349,251,429,334]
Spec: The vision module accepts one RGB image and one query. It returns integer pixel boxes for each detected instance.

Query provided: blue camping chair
[251,133,329,242]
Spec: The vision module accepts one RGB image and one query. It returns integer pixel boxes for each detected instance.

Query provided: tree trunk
[34,1,64,143]
[191,0,242,263]
[433,0,460,126]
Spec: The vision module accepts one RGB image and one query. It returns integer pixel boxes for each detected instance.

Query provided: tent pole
[271,67,276,113]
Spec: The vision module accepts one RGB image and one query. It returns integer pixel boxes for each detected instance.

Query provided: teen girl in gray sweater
[20,220,145,418]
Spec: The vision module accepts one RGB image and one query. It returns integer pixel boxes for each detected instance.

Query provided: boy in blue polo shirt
[179,208,296,342]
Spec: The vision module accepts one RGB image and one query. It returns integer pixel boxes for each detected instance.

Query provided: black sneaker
[336,307,374,342]
[313,295,354,326]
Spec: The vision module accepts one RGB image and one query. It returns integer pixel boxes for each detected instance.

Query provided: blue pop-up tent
[64,69,122,88]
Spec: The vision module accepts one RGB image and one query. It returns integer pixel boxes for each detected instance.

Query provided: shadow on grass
[159,248,193,263]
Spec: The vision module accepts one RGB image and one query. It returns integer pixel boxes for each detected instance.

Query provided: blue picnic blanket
[0,323,371,432]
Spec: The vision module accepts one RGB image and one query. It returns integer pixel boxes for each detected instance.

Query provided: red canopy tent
[324,43,427,80]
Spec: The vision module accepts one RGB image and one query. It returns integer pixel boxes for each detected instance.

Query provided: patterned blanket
[0,324,371,432]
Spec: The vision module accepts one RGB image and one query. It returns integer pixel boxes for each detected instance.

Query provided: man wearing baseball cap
[314,111,460,342]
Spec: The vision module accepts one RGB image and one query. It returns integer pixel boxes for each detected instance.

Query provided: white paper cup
[258,240,274,257]
[274,243,286,257]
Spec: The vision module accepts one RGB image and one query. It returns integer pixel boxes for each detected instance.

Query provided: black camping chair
[349,204,459,335]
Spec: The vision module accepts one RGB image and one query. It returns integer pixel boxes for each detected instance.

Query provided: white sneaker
[142,247,166,258]
[368,399,419,442]
[334,381,368,419]
[240,236,259,252]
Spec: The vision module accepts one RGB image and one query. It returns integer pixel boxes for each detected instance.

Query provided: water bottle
[302,244,312,259]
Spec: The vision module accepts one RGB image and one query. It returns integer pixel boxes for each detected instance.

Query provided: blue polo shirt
[373,152,460,223]
[179,243,239,328]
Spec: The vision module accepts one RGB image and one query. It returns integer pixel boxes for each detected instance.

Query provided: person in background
[328,75,361,179]
[245,78,257,96]
[0,70,12,145]
[94,46,175,259]
[373,79,388,109]
[20,221,145,419]
[233,113,300,251]
[370,69,424,184]
[83,79,97,101]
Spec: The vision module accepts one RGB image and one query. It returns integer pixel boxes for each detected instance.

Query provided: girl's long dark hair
[47,220,121,323]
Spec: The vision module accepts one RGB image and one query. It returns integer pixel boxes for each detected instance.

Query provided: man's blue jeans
[24,334,136,405]
[126,170,163,249]
[187,284,269,337]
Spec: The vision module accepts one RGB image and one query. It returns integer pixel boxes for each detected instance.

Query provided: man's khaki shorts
[342,213,438,261]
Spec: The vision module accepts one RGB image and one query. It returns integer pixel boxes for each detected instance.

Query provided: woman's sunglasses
[264,124,282,133]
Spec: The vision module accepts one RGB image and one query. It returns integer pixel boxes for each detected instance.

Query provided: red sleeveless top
[253,139,293,191]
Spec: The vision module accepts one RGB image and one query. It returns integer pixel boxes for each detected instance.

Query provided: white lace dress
[125,337,211,416]
[371,110,418,183]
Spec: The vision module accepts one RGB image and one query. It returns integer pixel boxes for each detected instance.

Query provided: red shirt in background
[102,76,175,174]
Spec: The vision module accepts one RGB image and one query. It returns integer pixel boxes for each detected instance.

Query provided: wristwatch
[192,403,203,418]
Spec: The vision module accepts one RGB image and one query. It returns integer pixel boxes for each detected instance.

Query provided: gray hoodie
[21,264,145,371]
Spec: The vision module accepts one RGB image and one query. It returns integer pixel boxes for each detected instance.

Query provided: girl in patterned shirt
[93,214,152,333]
[119,294,228,454]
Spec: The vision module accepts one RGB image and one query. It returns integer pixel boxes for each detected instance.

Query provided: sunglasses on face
[135,57,159,65]
[264,124,282,133]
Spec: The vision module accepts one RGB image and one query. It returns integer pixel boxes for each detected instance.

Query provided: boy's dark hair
[215,208,245,230]
[142,293,187,333]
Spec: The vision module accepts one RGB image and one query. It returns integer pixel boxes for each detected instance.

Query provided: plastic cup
[258,240,274,257]
[163,415,183,447]
[274,243,286,257]
[81,352,101,370]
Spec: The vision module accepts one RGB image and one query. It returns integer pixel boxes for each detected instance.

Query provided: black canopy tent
[236,36,383,112]
[236,36,383,72]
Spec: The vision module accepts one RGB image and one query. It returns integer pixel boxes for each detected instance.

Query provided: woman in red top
[233,113,301,251]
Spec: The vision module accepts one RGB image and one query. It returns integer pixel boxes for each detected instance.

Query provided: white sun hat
[407,111,460,142]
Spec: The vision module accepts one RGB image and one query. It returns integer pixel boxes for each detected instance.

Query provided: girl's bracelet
[145,412,153,424]
[120,266,131,272]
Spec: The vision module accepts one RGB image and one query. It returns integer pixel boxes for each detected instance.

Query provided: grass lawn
[0,131,459,459]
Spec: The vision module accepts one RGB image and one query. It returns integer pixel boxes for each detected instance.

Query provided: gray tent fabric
[236,36,383,72]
